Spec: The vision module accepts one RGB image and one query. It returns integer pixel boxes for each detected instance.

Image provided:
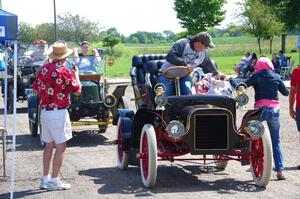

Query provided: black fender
[117,109,134,150]
[111,85,128,119]
[130,108,162,149]
[27,94,39,123]
[239,108,262,131]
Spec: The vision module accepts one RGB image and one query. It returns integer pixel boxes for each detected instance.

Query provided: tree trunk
[281,34,287,52]
[269,38,273,54]
[257,37,262,54]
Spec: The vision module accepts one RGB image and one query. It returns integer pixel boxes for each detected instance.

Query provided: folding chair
[280,60,295,80]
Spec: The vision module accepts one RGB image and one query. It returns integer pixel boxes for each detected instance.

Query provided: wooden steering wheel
[162,66,192,79]
[162,66,192,96]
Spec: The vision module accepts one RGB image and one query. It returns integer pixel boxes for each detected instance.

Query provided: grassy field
[106,35,300,77]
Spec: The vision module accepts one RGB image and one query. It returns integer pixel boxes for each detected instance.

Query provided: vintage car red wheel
[213,154,229,169]
[140,124,157,188]
[116,118,129,170]
[250,121,272,187]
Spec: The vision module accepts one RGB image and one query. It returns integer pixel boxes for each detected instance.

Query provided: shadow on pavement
[67,130,109,147]
[0,107,28,114]
[284,166,300,171]
[5,130,109,152]
[0,189,45,199]
[79,164,264,196]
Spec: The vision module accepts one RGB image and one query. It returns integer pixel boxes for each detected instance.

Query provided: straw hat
[48,41,73,60]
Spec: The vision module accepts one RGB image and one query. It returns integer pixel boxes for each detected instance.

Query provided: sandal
[277,173,286,180]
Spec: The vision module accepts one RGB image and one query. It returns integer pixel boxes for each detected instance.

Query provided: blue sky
[2,0,240,36]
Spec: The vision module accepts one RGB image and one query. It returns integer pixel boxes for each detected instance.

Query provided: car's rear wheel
[213,154,229,169]
[140,124,157,188]
[98,110,109,133]
[116,118,129,170]
[250,121,272,187]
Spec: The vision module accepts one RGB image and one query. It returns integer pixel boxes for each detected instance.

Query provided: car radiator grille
[194,114,228,150]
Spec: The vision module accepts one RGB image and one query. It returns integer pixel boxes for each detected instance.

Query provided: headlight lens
[104,94,116,107]
[247,120,264,139]
[154,95,167,107]
[236,93,249,106]
[166,120,186,138]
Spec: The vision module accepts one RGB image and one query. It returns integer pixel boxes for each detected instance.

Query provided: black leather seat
[130,54,166,108]
[131,54,166,87]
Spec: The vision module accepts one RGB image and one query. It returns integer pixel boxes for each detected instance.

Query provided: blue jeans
[158,75,192,96]
[258,107,284,172]
[295,108,300,132]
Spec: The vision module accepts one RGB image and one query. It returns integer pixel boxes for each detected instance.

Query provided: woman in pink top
[229,56,289,180]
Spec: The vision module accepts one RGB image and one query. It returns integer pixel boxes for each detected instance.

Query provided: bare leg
[43,142,55,176]
[51,142,66,178]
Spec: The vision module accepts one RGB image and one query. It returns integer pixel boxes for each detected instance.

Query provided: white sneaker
[46,179,71,190]
[40,177,49,189]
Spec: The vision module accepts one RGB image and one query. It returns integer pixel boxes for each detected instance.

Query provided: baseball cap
[193,32,215,48]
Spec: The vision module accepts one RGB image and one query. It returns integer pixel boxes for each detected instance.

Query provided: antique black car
[114,54,272,188]
[1,55,44,113]
[27,55,127,137]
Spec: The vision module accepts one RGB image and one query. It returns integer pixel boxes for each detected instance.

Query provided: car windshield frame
[67,55,104,75]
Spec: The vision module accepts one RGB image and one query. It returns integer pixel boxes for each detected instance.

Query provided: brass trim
[71,121,112,126]
[185,107,237,133]
[103,94,117,108]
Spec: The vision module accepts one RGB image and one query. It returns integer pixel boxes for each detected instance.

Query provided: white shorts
[40,109,72,144]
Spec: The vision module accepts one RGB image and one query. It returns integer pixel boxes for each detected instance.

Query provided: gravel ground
[0,84,300,199]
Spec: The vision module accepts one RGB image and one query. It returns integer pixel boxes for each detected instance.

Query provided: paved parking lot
[0,83,299,199]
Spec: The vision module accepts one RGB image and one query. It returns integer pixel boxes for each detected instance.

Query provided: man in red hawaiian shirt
[289,65,300,170]
[33,41,81,190]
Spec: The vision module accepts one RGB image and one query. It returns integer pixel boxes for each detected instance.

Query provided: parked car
[114,54,272,188]
[27,54,128,138]
[1,55,44,113]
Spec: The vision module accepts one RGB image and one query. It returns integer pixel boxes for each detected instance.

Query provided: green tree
[174,0,226,34]
[103,35,120,56]
[163,30,176,42]
[33,23,55,43]
[240,0,281,54]
[106,27,121,37]
[57,12,102,42]
[262,0,300,52]
[18,22,35,44]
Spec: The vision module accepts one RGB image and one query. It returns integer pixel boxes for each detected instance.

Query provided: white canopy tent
[0,8,18,199]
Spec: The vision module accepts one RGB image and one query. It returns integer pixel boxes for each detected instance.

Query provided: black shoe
[297,165,300,170]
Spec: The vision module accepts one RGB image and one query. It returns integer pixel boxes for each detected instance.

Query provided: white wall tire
[140,124,157,188]
[116,118,129,170]
[213,154,229,169]
[250,121,272,187]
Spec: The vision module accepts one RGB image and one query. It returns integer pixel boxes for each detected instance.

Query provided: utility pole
[53,0,57,41]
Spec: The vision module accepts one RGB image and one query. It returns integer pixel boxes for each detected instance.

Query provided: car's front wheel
[250,121,272,187]
[140,124,157,188]
[116,118,129,170]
